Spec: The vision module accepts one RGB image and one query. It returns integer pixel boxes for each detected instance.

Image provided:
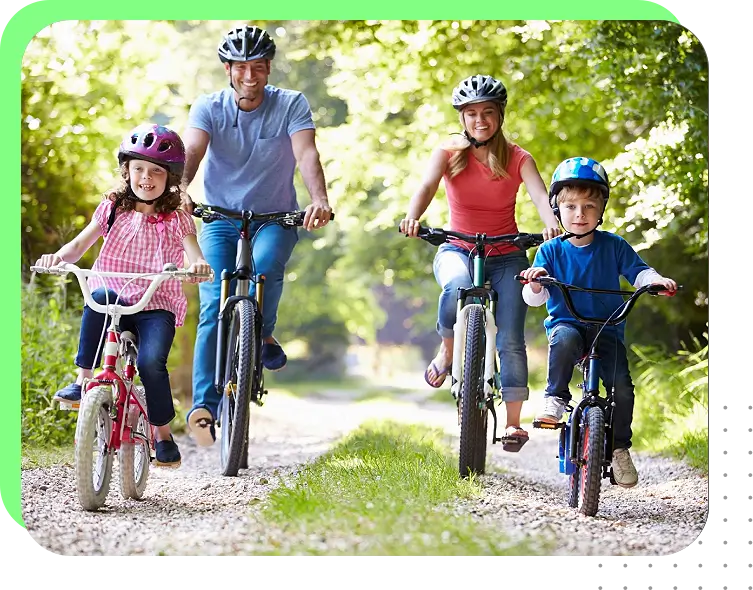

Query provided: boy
[518,157,677,487]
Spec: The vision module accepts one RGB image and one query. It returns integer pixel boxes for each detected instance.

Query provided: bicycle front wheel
[219,299,256,477]
[579,406,605,516]
[459,304,486,478]
[74,386,115,511]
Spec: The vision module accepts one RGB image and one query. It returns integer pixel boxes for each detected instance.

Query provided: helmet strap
[463,129,500,148]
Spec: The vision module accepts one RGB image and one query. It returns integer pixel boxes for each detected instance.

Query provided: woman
[400,74,560,450]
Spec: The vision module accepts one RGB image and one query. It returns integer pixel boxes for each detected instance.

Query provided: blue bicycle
[517,274,678,516]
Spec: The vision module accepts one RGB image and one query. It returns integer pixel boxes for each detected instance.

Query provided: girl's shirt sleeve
[92,199,114,237]
[174,209,198,243]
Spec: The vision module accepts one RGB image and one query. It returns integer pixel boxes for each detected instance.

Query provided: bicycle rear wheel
[219,299,256,476]
[75,386,115,511]
[458,305,486,478]
[119,403,150,500]
[579,406,605,516]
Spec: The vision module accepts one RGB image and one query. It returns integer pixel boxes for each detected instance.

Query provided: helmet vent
[157,140,172,153]
[143,133,155,148]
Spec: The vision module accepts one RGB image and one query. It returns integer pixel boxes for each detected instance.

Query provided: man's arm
[291,129,331,231]
[180,127,211,211]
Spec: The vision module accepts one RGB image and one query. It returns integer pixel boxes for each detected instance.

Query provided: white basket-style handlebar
[30,262,213,316]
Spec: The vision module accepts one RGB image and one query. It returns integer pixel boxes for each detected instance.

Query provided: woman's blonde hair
[105,160,183,213]
[445,104,510,180]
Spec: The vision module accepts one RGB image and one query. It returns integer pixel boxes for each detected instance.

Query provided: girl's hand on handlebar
[399,218,421,237]
[542,226,563,241]
[35,253,64,269]
[186,260,213,284]
[518,267,549,293]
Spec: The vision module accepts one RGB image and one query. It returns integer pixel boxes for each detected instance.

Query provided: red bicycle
[31,262,212,511]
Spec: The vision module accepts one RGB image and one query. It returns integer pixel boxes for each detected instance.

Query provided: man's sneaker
[611,447,639,488]
[154,435,181,468]
[261,340,287,371]
[53,383,82,402]
[187,407,216,447]
[536,395,567,423]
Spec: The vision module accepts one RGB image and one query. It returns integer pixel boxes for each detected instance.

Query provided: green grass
[258,420,540,555]
[22,444,74,470]
[662,428,708,475]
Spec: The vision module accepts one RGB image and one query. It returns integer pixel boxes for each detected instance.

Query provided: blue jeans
[192,219,298,419]
[433,244,530,402]
[75,288,177,427]
[545,322,635,449]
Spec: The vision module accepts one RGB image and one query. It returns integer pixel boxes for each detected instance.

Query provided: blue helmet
[549,157,610,213]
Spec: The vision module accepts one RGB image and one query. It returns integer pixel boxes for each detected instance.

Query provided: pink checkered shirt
[87,200,197,326]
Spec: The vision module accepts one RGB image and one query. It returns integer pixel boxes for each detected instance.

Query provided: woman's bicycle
[191,204,333,477]
[30,262,212,511]
[408,226,544,477]
[516,274,678,516]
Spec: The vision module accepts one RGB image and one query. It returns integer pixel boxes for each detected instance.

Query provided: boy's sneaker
[536,395,567,423]
[154,435,181,468]
[261,340,287,371]
[53,383,82,402]
[612,448,639,488]
[187,407,216,447]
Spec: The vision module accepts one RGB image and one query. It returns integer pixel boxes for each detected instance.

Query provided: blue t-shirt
[187,85,315,213]
[531,231,651,340]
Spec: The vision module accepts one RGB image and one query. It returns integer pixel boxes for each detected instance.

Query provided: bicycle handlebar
[192,204,334,227]
[30,262,214,316]
[514,274,680,326]
[404,225,544,251]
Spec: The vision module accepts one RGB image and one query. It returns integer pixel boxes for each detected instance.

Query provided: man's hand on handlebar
[517,267,549,293]
[302,202,333,231]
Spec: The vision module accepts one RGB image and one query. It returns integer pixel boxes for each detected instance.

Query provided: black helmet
[452,75,508,111]
[218,25,276,63]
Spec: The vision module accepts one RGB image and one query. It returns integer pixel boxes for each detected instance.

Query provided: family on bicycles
[34,23,677,497]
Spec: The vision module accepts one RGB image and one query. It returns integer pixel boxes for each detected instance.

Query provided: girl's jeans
[75,287,176,427]
[433,243,530,403]
[545,322,635,449]
[192,218,298,419]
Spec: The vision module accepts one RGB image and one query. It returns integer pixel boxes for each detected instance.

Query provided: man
[182,25,332,446]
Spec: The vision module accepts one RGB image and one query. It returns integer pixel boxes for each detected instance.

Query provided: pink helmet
[118,124,185,176]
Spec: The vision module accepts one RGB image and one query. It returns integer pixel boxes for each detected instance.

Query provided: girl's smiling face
[128,159,168,201]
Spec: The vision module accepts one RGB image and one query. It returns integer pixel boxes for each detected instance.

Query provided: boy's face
[559,191,604,235]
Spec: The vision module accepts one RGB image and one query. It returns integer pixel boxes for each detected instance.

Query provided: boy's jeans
[545,322,635,449]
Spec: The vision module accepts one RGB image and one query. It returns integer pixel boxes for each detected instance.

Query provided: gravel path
[21,388,708,556]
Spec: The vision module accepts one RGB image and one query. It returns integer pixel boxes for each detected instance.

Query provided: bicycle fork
[450,303,497,400]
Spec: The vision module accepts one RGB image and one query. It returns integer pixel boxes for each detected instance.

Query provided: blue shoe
[53,383,82,402]
[261,340,287,371]
[154,435,181,468]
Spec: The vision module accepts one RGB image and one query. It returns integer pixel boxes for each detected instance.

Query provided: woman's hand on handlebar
[518,267,549,293]
[399,218,421,237]
[542,226,563,241]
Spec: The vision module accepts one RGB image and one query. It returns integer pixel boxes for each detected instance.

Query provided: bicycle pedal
[58,400,80,411]
[532,420,564,430]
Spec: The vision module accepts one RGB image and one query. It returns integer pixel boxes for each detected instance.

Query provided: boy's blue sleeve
[532,242,553,274]
[616,236,651,284]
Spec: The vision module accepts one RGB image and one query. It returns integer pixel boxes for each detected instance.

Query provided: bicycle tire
[566,425,579,508]
[219,299,255,476]
[74,386,115,511]
[472,406,488,475]
[579,406,605,516]
[458,304,486,478]
[119,409,150,500]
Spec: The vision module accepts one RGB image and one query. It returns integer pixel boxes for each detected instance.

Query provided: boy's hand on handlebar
[518,267,549,293]
[186,260,213,284]
[399,218,421,237]
[652,277,678,295]
[302,202,332,231]
[542,227,563,241]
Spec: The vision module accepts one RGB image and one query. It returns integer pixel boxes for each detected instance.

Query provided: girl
[400,74,560,451]
[35,124,212,468]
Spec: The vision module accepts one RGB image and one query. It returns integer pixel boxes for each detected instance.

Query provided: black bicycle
[408,226,544,477]
[517,274,678,515]
[192,204,333,477]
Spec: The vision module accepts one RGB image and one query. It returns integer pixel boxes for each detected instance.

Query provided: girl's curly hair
[104,160,183,213]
